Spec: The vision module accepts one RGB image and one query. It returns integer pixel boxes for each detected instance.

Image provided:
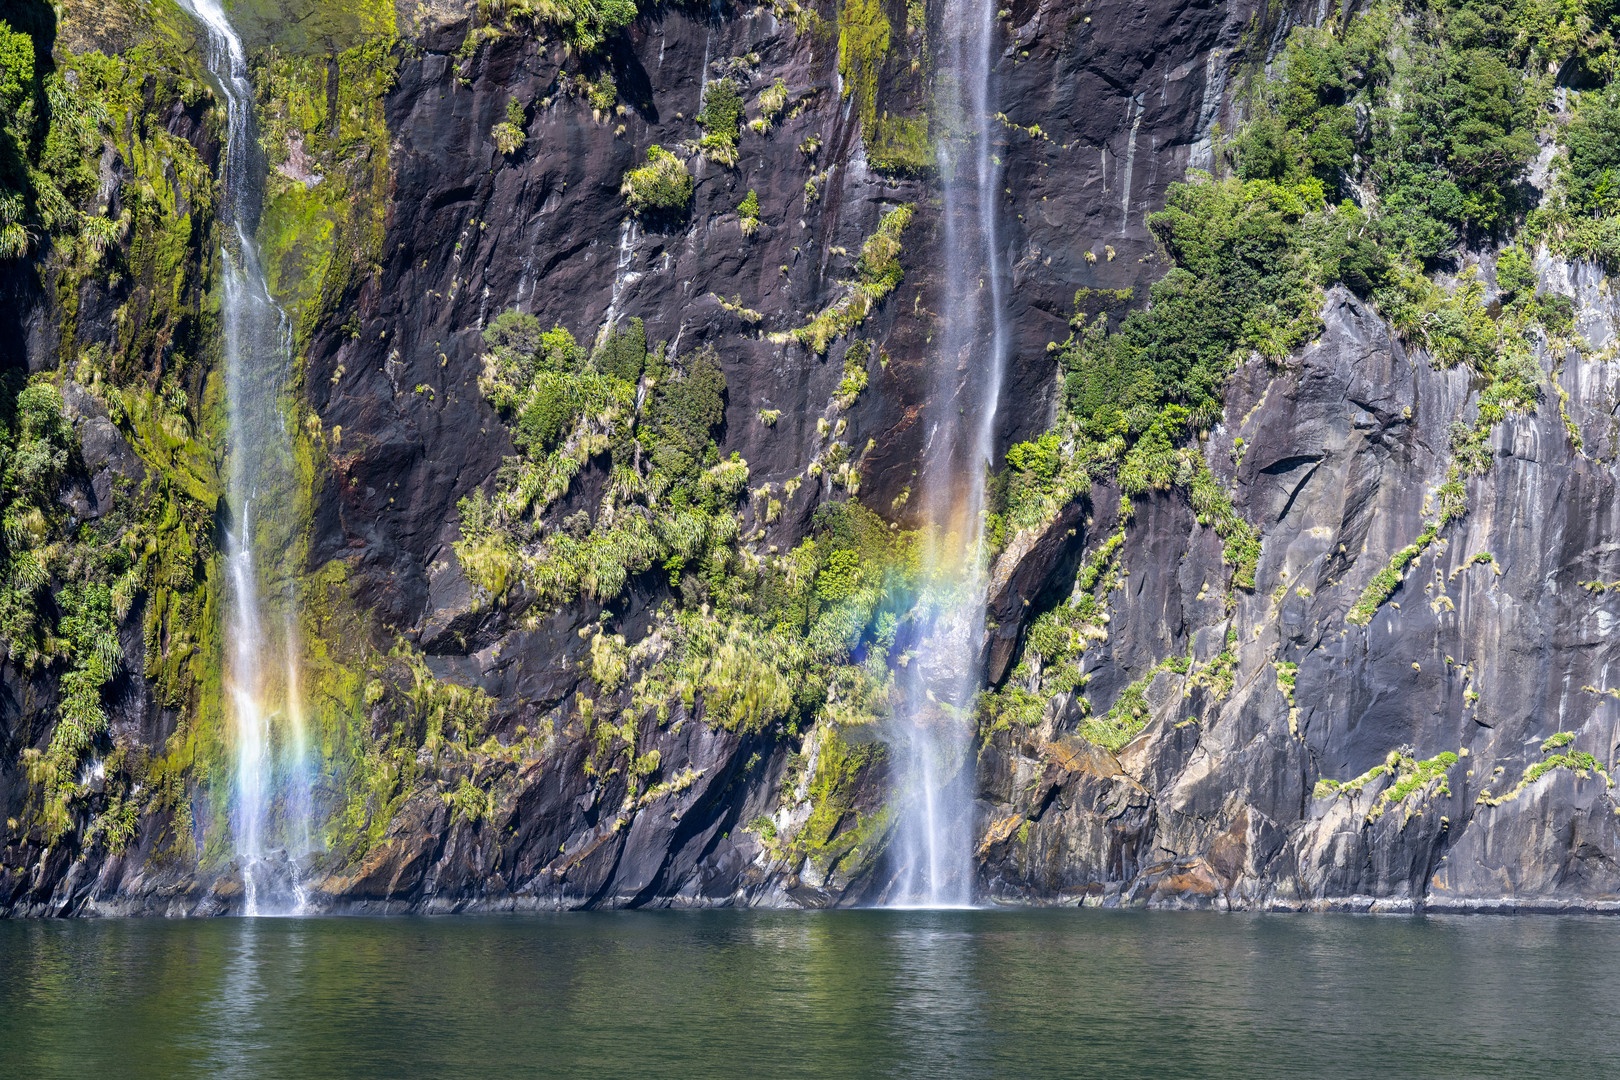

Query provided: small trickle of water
[177,0,314,915]
[595,217,642,349]
[888,0,1008,908]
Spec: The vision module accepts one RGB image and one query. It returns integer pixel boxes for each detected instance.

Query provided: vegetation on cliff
[621,145,693,216]
[984,0,1609,752]
[2,3,229,862]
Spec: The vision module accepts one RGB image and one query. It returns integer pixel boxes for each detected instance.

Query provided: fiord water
[887,0,1008,908]
[177,0,314,915]
[5,910,1618,1079]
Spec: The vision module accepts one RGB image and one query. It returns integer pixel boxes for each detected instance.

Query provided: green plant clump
[697,79,745,166]
[781,204,914,353]
[621,145,693,216]
[492,98,527,155]
[1314,749,1459,823]
[738,188,761,236]
[481,0,642,53]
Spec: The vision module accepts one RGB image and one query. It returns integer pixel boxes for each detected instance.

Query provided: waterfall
[179,0,313,915]
[888,0,1007,907]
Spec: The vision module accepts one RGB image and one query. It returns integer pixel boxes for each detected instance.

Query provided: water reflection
[884,917,985,1078]
[4,911,1620,1079]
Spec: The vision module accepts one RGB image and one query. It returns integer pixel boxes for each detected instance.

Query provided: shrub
[491,97,526,155]
[697,79,744,166]
[593,317,647,383]
[753,78,788,133]
[622,145,692,215]
[486,0,640,52]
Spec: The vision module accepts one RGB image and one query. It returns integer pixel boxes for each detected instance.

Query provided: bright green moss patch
[255,36,398,340]
[798,723,879,860]
[834,0,929,176]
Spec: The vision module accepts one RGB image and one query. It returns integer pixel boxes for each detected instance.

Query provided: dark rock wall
[10,0,1620,915]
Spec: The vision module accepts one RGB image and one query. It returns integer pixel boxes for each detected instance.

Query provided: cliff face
[5,0,1620,915]
[980,277,1620,912]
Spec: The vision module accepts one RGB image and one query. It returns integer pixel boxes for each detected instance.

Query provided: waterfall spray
[178,0,314,914]
[888,0,1008,908]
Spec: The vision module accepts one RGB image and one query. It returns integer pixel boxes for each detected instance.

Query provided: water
[178,0,313,912]
[2,910,1617,1078]
[888,0,1008,905]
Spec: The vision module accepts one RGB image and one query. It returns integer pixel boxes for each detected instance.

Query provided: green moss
[255,36,398,339]
[798,724,876,859]
[837,0,889,129]
[0,5,243,854]
[834,0,928,176]
[866,114,931,175]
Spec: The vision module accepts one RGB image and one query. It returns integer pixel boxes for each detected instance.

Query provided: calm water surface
[0,908,1616,1078]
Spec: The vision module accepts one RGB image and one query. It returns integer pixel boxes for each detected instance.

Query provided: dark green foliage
[1300,201,1390,296]
[482,312,590,453]
[698,78,743,145]
[1563,88,1620,215]
[483,312,580,376]
[594,317,647,384]
[1380,42,1534,251]
[695,79,745,166]
[647,347,726,491]
[514,378,576,454]
[483,310,546,376]
[1064,175,1319,437]
[786,500,920,657]
[1236,3,1552,264]
[6,382,73,497]
[1496,246,1537,301]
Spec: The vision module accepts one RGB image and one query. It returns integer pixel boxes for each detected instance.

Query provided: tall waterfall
[888,0,1008,907]
[179,0,313,915]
